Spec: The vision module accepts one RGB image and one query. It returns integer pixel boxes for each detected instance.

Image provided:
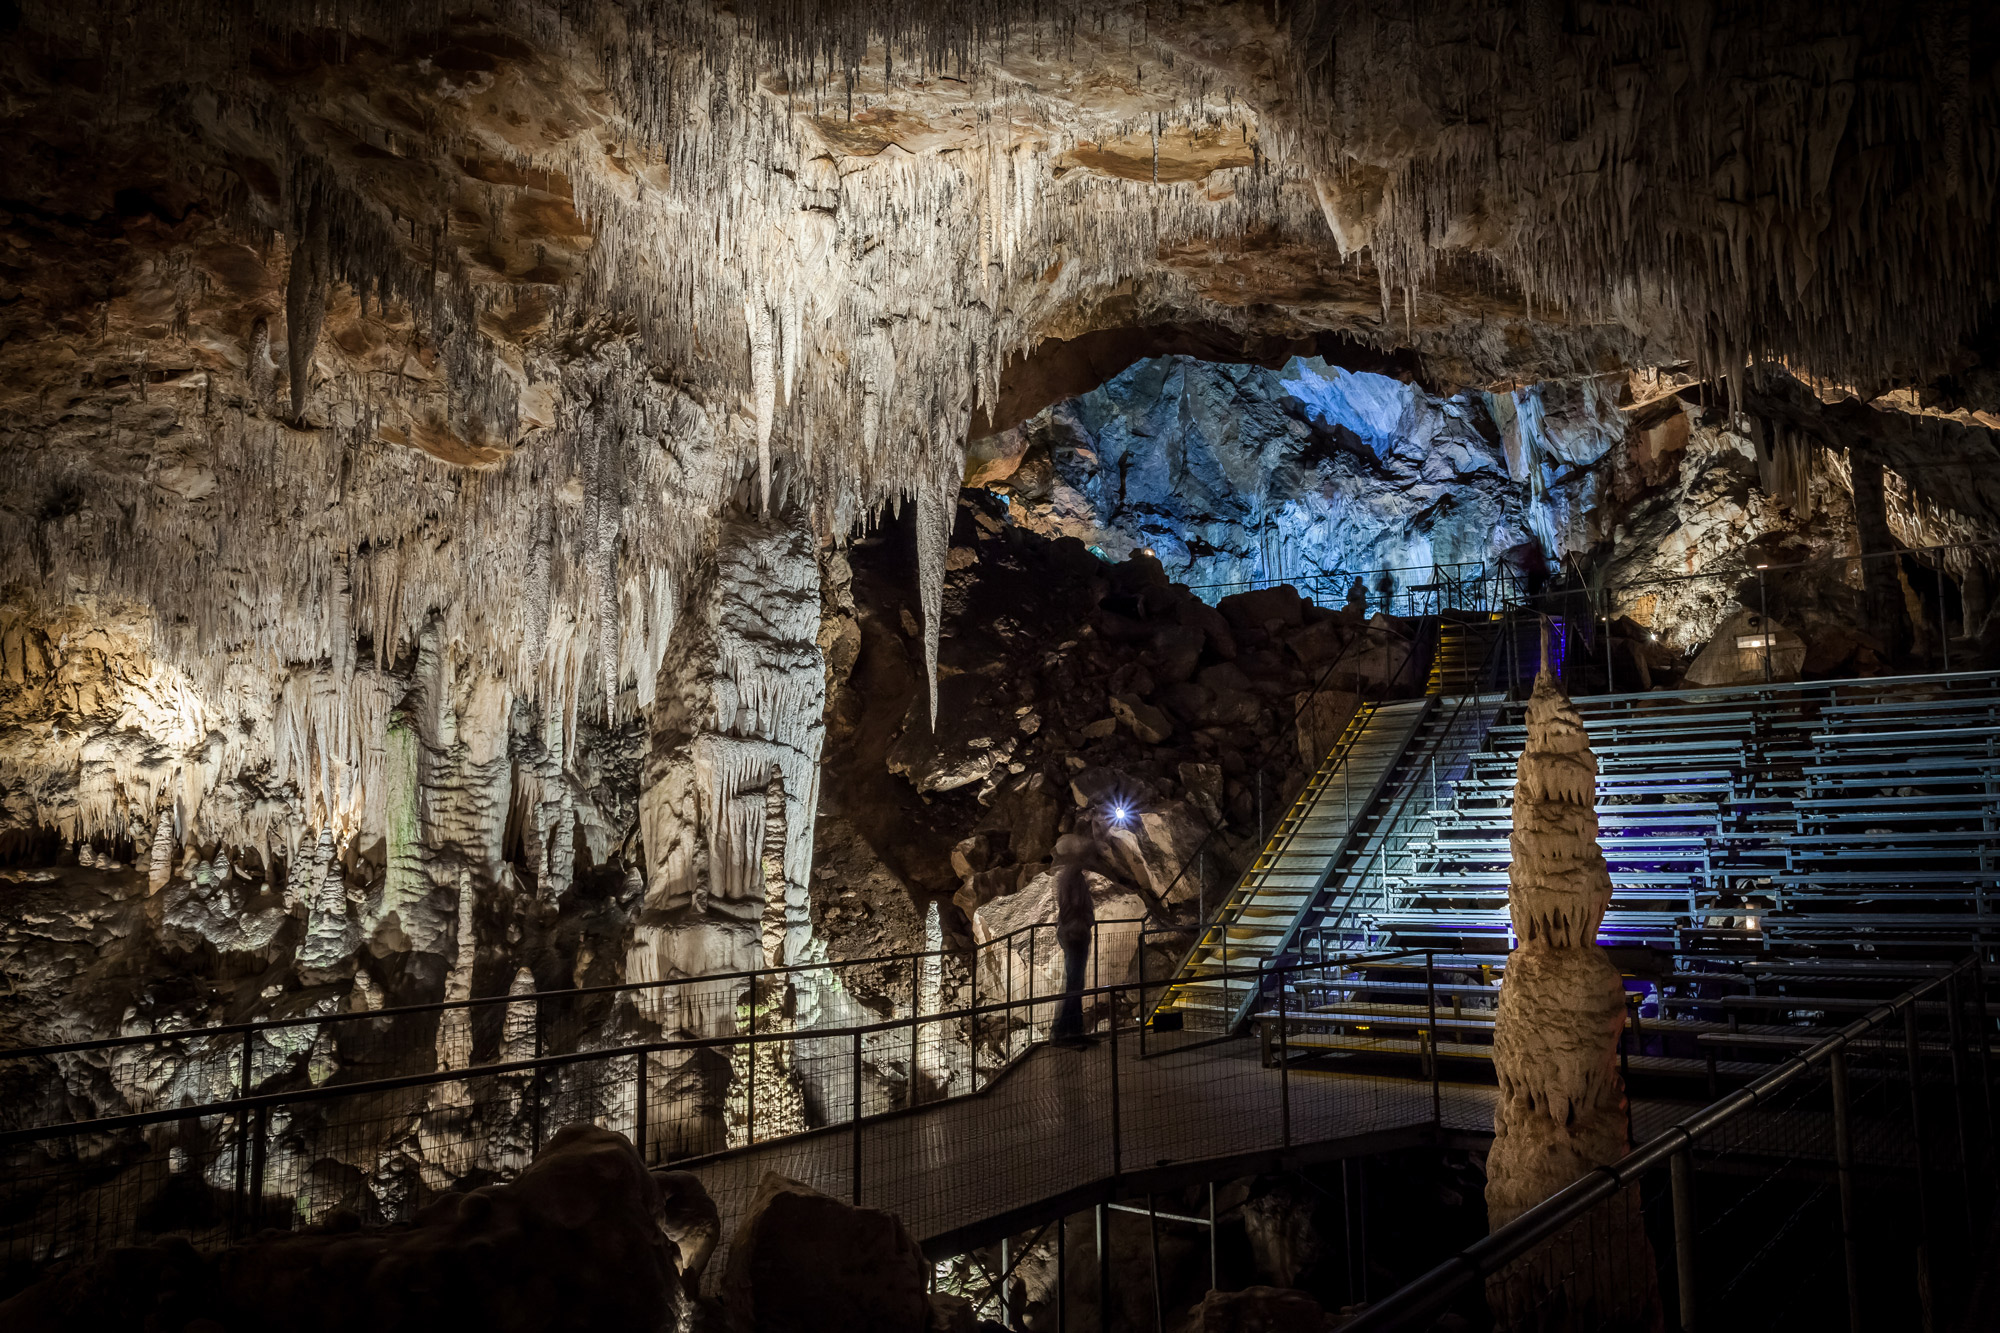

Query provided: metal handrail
[0,947,1429,1151]
[1336,952,1984,1331]
[0,914,1148,1065]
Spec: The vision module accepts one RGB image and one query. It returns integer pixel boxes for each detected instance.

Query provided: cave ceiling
[1,0,1997,761]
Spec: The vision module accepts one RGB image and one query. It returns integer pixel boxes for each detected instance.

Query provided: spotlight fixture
[1108,803,1133,827]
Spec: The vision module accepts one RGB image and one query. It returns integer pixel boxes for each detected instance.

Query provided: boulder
[1186,1285,1325,1332]
[1283,617,1346,669]
[1201,688,1263,729]
[1110,693,1175,744]
[0,1125,686,1333]
[652,1168,722,1286]
[1150,624,1208,681]
[1217,585,1307,632]
[1176,597,1237,660]
[1683,608,1805,685]
[724,1172,928,1333]
[980,773,1062,865]
[1294,689,1360,768]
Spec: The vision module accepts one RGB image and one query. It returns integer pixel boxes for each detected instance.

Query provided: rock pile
[815,498,1421,1011]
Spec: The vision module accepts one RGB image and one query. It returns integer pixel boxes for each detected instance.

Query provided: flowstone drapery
[1486,667,1657,1329]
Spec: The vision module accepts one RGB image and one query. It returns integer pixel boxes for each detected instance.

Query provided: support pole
[1671,1148,1697,1333]
[1000,1237,1013,1331]
[1907,1003,1935,1333]
[910,951,922,1110]
[747,966,758,1141]
[1208,1182,1219,1293]
[1057,1214,1068,1333]
[1948,974,1976,1237]
[1097,1204,1111,1328]
[1831,1049,1864,1333]
[1149,1194,1164,1333]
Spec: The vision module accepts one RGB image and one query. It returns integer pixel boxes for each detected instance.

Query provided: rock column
[1486,668,1656,1328]
[627,512,825,1155]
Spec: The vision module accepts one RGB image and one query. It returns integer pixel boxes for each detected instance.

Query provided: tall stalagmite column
[626,511,825,1156]
[1486,668,1657,1328]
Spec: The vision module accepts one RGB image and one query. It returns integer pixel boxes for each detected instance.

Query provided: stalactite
[284,199,328,424]
[915,465,957,731]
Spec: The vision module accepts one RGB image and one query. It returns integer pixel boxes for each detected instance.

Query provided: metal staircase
[1152,612,1542,1036]
[1151,697,1434,1032]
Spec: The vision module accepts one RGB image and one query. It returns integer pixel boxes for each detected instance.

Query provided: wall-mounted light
[1735,634,1775,649]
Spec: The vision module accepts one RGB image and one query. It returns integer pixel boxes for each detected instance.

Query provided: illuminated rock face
[980,354,1555,596]
[1486,669,1656,1327]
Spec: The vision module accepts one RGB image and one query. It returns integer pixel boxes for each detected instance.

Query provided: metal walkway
[679,1028,1495,1287]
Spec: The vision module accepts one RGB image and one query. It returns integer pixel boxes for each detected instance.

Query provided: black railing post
[531,1005,543,1158]
[910,951,922,1110]
[249,1102,267,1228]
[635,1049,649,1163]
[1139,934,1148,1059]
[747,965,758,1142]
[1906,1002,1935,1332]
[1671,1148,1696,1333]
[1006,942,1015,1061]
[1426,952,1441,1126]
[1278,965,1291,1150]
[970,940,981,1093]
[1109,993,1123,1181]
[1027,928,1037,1046]
[1831,1048,1863,1333]
[1976,957,1996,1154]
[234,1026,252,1237]
[850,1029,864,1206]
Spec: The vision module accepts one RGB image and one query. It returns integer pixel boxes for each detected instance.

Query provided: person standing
[1049,811,1126,1046]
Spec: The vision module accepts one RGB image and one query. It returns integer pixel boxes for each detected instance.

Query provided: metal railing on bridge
[1340,953,1998,1333]
[1,945,1464,1301]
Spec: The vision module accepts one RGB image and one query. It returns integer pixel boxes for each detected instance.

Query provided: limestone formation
[1485,668,1656,1328]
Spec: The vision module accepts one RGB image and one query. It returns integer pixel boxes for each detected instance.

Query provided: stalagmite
[1486,667,1656,1328]
[147,811,175,894]
[503,967,538,1064]
[436,870,479,1072]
